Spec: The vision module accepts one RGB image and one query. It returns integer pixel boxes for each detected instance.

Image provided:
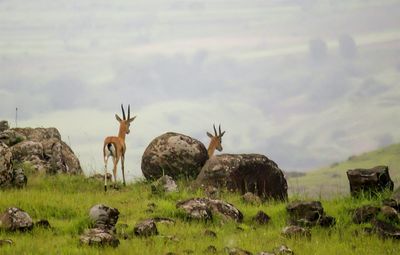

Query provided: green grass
[1,171,399,255]
[289,143,400,198]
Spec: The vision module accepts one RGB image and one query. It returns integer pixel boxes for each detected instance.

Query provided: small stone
[282,225,311,239]
[205,245,217,253]
[353,205,380,224]
[152,217,175,225]
[151,175,178,194]
[274,245,294,255]
[0,239,13,246]
[381,206,398,221]
[79,228,119,247]
[252,211,271,225]
[319,215,336,227]
[163,235,180,243]
[147,203,157,209]
[236,226,245,232]
[89,173,112,182]
[204,229,217,238]
[242,192,262,205]
[372,219,400,239]
[35,219,51,229]
[134,219,158,237]
[286,201,323,225]
[382,199,400,212]
[225,247,253,255]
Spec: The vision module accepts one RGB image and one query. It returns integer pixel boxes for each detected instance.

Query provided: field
[289,143,400,198]
[0,170,399,255]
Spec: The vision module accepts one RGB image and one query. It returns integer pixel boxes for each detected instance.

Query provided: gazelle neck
[118,123,127,141]
[207,140,217,158]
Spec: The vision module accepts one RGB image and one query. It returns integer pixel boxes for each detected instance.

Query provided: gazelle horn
[128,104,130,120]
[121,104,126,120]
[213,124,217,136]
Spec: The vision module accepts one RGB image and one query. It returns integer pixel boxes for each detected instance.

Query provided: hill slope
[288,143,400,198]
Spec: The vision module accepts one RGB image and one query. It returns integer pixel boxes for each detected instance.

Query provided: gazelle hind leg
[112,157,119,188]
[121,155,126,186]
[104,155,110,192]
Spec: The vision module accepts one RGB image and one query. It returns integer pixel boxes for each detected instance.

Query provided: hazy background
[1,0,400,180]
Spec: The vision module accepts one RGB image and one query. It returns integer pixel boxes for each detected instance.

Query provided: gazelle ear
[115,114,122,122]
[207,132,214,138]
[220,131,226,137]
[128,116,137,123]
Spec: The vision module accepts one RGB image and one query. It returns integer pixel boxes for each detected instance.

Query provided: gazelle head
[115,104,136,134]
[207,124,226,152]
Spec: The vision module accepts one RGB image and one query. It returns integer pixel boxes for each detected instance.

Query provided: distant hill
[288,143,400,198]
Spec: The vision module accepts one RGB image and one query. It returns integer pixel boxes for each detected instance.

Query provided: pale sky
[1,0,400,180]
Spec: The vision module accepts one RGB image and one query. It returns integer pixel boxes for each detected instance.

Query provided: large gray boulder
[141,132,208,180]
[347,166,394,197]
[0,126,82,175]
[195,154,287,201]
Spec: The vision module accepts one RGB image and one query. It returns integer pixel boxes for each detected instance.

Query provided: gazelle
[206,124,226,158]
[103,104,136,191]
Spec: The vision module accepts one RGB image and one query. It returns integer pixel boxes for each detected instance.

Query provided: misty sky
[1,0,400,180]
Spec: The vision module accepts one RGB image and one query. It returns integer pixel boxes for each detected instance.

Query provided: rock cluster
[352,201,400,239]
[176,198,243,222]
[89,204,120,232]
[80,204,120,247]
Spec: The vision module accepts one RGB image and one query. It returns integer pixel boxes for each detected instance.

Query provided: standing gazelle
[103,104,136,191]
[206,124,226,158]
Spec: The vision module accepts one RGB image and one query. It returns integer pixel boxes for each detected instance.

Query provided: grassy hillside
[1,171,399,255]
[289,143,400,198]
